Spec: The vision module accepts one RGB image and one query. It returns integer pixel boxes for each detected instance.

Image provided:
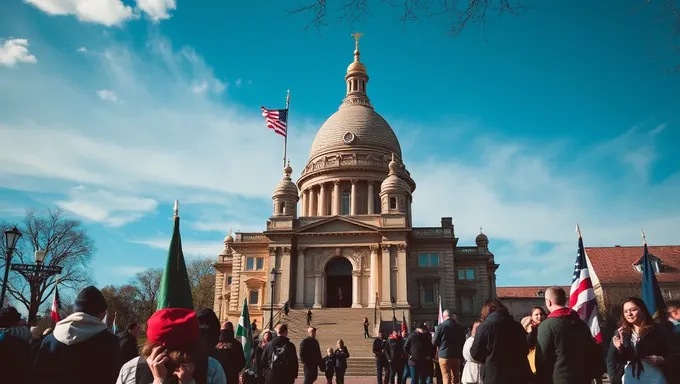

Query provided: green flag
[157,201,193,311]
[235,298,253,369]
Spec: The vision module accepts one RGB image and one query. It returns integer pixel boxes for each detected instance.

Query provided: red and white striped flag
[261,106,287,137]
[569,225,602,343]
[51,284,62,323]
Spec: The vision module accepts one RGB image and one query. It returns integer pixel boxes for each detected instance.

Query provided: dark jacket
[527,325,539,349]
[33,313,120,384]
[117,331,139,367]
[404,331,435,367]
[212,329,246,384]
[299,336,323,368]
[0,330,32,383]
[324,354,336,375]
[607,323,680,383]
[432,318,466,359]
[535,307,603,384]
[470,310,534,384]
[252,342,268,378]
[262,335,298,384]
[334,346,350,370]
[386,335,406,368]
[372,336,388,363]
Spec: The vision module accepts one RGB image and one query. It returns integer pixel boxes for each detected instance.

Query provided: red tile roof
[586,245,680,284]
[497,286,570,298]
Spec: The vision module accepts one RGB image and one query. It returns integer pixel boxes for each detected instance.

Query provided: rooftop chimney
[441,217,453,228]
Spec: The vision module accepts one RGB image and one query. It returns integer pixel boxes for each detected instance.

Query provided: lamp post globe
[35,250,46,264]
[4,227,22,252]
[1,227,22,307]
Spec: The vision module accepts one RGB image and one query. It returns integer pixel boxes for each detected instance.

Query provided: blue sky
[0,0,678,290]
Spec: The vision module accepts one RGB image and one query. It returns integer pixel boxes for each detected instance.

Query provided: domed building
[213,38,498,332]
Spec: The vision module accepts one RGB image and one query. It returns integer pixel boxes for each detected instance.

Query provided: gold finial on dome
[284,160,293,177]
[480,226,484,234]
[351,32,364,58]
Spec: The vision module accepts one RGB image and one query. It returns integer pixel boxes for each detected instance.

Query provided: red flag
[51,285,62,323]
[401,312,408,334]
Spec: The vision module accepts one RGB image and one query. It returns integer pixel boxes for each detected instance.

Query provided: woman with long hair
[522,306,547,374]
[607,297,680,384]
[461,320,483,384]
[334,339,350,384]
[469,299,533,384]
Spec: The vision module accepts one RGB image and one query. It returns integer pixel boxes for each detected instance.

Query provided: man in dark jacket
[117,322,139,367]
[0,307,31,383]
[299,326,323,384]
[262,323,298,384]
[373,330,389,384]
[404,325,435,384]
[214,322,246,384]
[386,330,405,384]
[432,309,466,384]
[535,286,603,384]
[33,286,120,384]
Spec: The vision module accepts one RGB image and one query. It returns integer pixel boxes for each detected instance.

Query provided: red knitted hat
[147,308,199,349]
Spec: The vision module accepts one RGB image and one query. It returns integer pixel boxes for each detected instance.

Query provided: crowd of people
[1,285,679,384]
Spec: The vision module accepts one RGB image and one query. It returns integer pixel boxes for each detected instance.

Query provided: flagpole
[641,229,647,245]
[283,89,290,169]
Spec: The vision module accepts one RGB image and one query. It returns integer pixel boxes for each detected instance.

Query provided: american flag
[261,106,287,137]
[569,227,602,343]
[51,284,62,323]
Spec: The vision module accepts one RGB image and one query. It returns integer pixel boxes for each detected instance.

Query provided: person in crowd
[30,326,41,346]
[535,286,604,384]
[386,329,405,384]
[666,300,680,335]
[116,307,226,384]
[261,323,298,384]
[470,298,533,384]
[198,309,221,348]
[404,323,435,384]
[240,368,255,384]
[284,301,290,316]
[300,326,324,384]
[324,347,336,384]
[307,309,313,326]
[251,330,272,384]
[608,297,680,384]
[400,329,412,384]
[420,324,435,383]
[373,330,390,384]
[364,317,371,339]
[335,338,350,384]
[522,306,546,375]
[118,322,140,367]
[0,306,32,382]
[432,309,467,384]
[33,286,120,384]
[214,321,246,384]
[251,319,258,333]
[461,320,483,384]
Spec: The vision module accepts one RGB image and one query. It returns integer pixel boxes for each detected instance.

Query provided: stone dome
[380,155,411,195]
[273,163,299,197]
[476,229,489,247]
[308,105,402,160]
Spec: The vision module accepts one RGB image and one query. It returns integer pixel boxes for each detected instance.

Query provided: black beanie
[74,286,108,316]
[0,306,21,328]
[197,308,221,347]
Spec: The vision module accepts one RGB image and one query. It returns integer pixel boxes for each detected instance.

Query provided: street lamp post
[1,227,22,307]
[10,250,62,324]
[269,267,276,330]
[391,296,397,333]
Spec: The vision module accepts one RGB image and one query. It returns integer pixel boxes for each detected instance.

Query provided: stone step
[297,357,377,378]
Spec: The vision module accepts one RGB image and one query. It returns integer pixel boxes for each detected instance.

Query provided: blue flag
[641,236,666,319]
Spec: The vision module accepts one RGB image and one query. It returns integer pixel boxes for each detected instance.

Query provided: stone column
[318,183,326,216]
[350,179,358,215]
[396,243,408,305]
[313,274,323,308]
[295,247,306,308]
[332,180,340,215]
[301,190,307,216]
[279,246,292,306]
[367,181,374,214]
[309,186,317,216]
[351,271,362,308]
[369,245,379,306]
[380,244,392,306]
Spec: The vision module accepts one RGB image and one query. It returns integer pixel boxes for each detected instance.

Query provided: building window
[459,295,474,314]
[249,290,259,305]
[341,190,350,215]
[418,253,439,267]
[457,268,476,280]
[227,276,233,285]
[536,290,545,297]
[422,284,435,305]
[279,201,286,214]
[374,194,381,213]
[246,257,265,271]
[633,254,664,274]
[389,197,397,209]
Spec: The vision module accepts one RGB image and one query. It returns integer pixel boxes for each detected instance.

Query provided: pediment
[297,217,379,234]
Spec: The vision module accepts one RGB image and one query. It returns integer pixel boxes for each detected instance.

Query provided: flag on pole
[102,311,109,327]
[640,231,666,320]
[569,225,602,343]
[235,298,254,369]
[437,296,444,325]
[50,284,62,323]
[112,313,118,334]
[157,200,194,311]
[261,106,288,137]
[401,311,408,334]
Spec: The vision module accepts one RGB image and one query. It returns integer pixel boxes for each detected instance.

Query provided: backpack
[270,344,289,373]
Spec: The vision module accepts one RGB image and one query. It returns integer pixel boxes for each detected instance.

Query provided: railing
[238,233,269,242]
[262,306,285,332]
[411,227,453,238]
[456,247,478,254]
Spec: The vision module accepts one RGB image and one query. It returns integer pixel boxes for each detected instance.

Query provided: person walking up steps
[300,326,324,384]
[307,309,313,326]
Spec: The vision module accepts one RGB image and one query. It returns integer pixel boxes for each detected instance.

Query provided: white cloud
[77,47,88,53]
[131,238,222,258]
[235,78,242,87]
[191,81,209,94]
[136,0,176,22]
[96,89,119,102]
[56,186,158,227]
[0,38,37,67]
[24,0,135,27]
[111,265,147,277]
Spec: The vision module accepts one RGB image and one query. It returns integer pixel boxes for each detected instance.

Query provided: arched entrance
[325,257,352,308]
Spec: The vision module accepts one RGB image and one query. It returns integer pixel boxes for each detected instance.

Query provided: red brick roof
[497,286,570,298]
[586,245,680,284]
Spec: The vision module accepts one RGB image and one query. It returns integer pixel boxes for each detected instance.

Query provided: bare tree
[187,258,216,311]
[0,208,95,323]
[129,268,163,323]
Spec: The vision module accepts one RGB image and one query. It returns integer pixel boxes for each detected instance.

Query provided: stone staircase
[279,308,378,377]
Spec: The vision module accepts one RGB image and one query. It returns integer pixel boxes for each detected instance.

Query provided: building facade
[497,286,570,321]
[213,39,499,328]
